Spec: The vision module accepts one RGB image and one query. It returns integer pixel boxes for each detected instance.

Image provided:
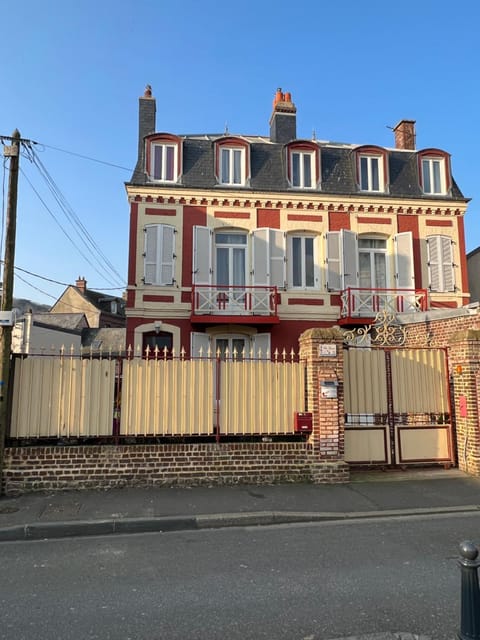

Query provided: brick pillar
[449,329,480,476]
[299,327,346,461]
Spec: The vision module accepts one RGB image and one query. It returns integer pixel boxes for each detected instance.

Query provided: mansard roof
[128,133,465,201]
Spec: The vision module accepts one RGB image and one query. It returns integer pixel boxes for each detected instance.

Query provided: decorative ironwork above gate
[342,310,407,347]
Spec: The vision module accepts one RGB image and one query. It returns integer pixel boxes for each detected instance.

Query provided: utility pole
[0,129,20,492]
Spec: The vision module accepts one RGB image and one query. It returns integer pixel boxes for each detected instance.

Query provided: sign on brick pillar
[449,329,480,476]
[299,328,345,459]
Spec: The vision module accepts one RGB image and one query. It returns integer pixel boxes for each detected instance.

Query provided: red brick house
[125,86,470,356]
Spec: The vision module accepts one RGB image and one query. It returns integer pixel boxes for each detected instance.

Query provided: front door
[215,232,247,312]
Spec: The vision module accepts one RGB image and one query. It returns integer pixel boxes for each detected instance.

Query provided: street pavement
[0,466,478,543]
[1,467,477,640]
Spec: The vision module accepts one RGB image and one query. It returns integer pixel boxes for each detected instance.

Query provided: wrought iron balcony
[191,285,279,323]
[340,287,428,320]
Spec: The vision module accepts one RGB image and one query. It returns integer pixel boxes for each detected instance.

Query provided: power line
[24,143,125,286]
[33,142,132,172]
[10,262,125,291]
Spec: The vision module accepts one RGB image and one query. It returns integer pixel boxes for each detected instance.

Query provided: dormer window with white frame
[146,134,182,183]
[356,147,387,193]
[421,157,446,195]
[215,137,250,187]
[287,142,319,190]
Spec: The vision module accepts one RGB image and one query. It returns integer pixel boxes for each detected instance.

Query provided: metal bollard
[458,541,480,640]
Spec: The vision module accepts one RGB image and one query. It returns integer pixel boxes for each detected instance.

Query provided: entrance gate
[343,347,453,466]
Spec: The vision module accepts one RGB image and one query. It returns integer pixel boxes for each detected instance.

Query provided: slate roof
[128,134,466,201]
[81,328,126,355]
[31,313,87,333]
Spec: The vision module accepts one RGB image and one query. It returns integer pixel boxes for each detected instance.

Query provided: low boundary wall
[3,443,349,494]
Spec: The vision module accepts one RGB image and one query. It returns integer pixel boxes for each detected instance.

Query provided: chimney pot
[270,88,297,143]
[76,277,87,294]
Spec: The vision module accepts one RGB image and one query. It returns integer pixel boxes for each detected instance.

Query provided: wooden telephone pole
[0,129,20,491]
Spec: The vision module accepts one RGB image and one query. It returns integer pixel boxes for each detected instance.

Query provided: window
[144,224,175,285]
[427,235,455,292]
[215,138,249,186]
[291,151,314,188]
[220,147,244,185]
[288,235,316,288]
[358,238,387,289]
[359,155,384,192]
[146,134,181,183]
[287,143,319,189]
[421,157,446,194]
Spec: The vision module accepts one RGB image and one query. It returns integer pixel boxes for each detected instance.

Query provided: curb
[1,504,479,542]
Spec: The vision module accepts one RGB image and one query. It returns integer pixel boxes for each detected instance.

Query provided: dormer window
[287,142,319,189]
[419,150,450,195]
[356,146,388,193]
[145,134,182,183]
[215,137,250,187]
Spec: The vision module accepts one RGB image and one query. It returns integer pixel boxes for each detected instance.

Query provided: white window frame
[219,147,246,186]
[421,157,446,195]
[150,142,178,183]
[427,235,455,292]
[290,150,316,189]
[287,234,318,290]
[144,224,176,286]
[359,155,384,192]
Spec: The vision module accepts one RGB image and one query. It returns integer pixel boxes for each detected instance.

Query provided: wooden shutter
[193,226,212,285]
[440,236,455,292]
[394,232,414,288]
[427,235,454,292]
[252,333,271,359]
[191,332,211,358]
[160,225,175,284]
[144,225,158,284]
[326,232,341,291]
[252,229,285,287]
[342,230,359,288]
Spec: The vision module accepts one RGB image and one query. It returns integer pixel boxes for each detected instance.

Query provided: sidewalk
[1,467,479,542]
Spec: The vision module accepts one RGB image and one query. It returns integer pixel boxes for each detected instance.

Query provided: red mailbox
[294,412,313,433]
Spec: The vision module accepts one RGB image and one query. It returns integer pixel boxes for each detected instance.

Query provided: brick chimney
[75,276,87,294]
[393,119,416,150]
[269,88,297,143]
[135,85,157,175]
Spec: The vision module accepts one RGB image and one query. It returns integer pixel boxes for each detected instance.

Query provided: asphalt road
[0,511,477,640]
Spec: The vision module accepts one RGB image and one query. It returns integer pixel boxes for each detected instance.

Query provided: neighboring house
[50,277,126,329]
[467,246,480,305]
[12,311,87,354]
[81,327,126,357]
[124,86,470,356]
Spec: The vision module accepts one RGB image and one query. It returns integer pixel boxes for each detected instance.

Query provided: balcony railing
[341,287,428,318]
[192,285,278,317]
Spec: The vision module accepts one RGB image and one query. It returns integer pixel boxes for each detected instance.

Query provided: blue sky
[1,0,479,305]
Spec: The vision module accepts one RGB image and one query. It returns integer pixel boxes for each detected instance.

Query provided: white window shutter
[144,225,158,284]
[193,226,212,285]
[269,229,286,288]
[326,232,341,291]
[252,229,269,285]
[160,225,175,285]
[427,236,441,291]
[441,236,455,292]
[342,230,359,289]
[252,333,271,359]
[394,232,414,288]
[191,332,212,358]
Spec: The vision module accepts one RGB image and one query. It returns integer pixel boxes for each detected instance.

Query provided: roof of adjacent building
[81,327,126,355]
[30,312,87,333]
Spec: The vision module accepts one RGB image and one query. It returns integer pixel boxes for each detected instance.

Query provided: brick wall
[3,443,349,495]
[404,313,480,349]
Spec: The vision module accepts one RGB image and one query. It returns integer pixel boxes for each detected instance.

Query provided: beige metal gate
[344,348,453,466]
